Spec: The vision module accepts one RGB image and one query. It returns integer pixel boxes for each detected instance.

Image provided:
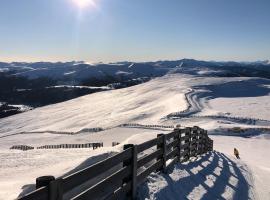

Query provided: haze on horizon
[0,0,270,63]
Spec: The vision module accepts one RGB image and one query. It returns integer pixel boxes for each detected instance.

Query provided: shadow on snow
[196,78,270,98]
[138,151,254,200]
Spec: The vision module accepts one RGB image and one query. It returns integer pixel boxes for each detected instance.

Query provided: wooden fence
[18,127,213,200]
[10,145,34,151]
[37,143,103,150]
[120,123,174,129]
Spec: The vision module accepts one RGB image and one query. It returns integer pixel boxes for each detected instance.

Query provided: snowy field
[0,73,270,199]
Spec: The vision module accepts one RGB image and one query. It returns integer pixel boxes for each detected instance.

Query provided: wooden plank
[181,142,189,149]
[166,148,178,160]
[166,131,177,140]
[166,156,178,169]
[190,148,197,156]
[137,137,161,153]
[197,138,203,142]
[137,160,163,185]
[71,166,132,200]
[190,140,197,146]
[189,145,197,151]
[181,134,189,141]
[63,148,132,192]
[18,187,49,200]
[166,140,178,150]
[137,149,162,168]
[181,157,189,163]
[105,182,132,200]
[180,149,189,157]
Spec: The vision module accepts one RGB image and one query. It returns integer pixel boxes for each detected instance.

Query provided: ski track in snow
[166,87,270,127]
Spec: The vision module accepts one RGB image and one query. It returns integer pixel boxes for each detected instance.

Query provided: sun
[72,0,96,9]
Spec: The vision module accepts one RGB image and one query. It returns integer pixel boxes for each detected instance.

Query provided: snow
[0,128,166,149]
[0,68,9,72]
[138,151,256,200]
[0,127,171,199]
[46,85,110,90]
[212,135,270,200]
[64,71,76,75]
[10,104,33,112]
[115,70,133,75]
[206,96,270,121]
[0,72,270,199]
[128,63,135,68]
[0,75,188,136]
[0,103,32,112]
[0,148,115,200]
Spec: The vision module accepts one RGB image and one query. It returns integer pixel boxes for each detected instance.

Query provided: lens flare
[72,0,96,9]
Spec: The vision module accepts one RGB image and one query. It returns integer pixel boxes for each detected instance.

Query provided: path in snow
[166,85,270,128]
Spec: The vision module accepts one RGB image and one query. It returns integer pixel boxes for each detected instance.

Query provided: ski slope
[0,73,270,199]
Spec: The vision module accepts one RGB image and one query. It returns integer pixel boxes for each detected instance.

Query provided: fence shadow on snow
[138,151,252,200]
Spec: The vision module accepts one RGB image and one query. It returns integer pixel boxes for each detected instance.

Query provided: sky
[0,0,270,63]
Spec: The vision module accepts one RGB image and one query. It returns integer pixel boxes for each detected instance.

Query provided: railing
[18,127,213,200]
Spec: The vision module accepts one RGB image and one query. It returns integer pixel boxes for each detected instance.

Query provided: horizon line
[1,58,269,65]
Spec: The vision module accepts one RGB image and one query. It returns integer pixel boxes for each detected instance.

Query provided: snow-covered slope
[1,74,269,137]
[0,71,270,199]
[0,74,189,136]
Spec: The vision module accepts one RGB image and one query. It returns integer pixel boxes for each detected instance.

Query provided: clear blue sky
[0,0,269,63]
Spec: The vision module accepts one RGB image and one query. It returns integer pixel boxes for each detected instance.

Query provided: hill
[0,66,270,199]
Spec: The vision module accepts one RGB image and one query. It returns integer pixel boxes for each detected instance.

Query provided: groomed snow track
[166,87,270,126]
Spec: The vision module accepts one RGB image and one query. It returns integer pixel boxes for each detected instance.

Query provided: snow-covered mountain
[1,59,270,82]
[0,61,167,81]
[1,60,270,199]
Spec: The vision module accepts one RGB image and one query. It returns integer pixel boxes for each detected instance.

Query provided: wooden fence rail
[18,127,213,200]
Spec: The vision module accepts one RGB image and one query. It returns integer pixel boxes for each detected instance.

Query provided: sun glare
[72,0,96,9]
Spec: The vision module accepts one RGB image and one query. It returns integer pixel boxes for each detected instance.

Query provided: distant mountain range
[1,58,270,118]
[1,59,270,84]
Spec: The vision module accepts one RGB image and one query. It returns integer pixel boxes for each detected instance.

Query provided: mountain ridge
[1,59,270,82]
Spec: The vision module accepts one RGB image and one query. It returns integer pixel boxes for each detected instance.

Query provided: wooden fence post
[194,126,199,156]
[49,178,63,200]
[157,134,167,173]
[190,127,194,157]
[202,130,207,153]
[207,137,213,151]
[197,128,202,155]
[185,128,191,160]
[35,175,63,199]
[174,129,181,163]
[179,129,185,162]
[123,144,138,200]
